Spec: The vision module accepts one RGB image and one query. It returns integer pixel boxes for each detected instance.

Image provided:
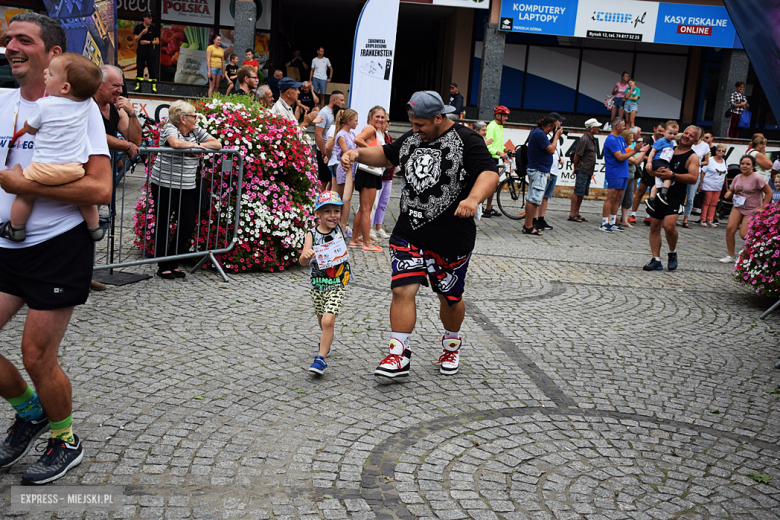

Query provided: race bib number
[659,147,674,162]
[733,195,746,208]
[314,236,349,269]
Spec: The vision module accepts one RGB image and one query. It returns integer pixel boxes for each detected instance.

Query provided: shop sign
[161,0,215,25]
[117,0,155,20]
[499,0,740,48]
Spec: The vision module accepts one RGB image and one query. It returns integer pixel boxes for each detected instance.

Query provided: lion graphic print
[383,124,498,257]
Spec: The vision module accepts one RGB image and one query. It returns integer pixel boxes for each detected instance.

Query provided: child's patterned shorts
[311,286,346,316]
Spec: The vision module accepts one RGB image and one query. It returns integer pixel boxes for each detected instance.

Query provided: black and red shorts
[389,235,471,306]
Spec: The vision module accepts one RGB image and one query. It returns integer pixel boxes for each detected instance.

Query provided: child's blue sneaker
[309,355,327,375]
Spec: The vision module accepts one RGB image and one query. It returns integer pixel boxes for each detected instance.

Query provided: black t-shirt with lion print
[382,124,497,257]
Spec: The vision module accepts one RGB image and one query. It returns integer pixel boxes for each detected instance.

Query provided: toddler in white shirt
[3,53,104,242]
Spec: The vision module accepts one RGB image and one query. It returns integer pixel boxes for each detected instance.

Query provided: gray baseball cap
[406,91,456,118]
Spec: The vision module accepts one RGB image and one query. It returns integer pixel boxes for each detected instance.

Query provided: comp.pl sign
[500,0,741,48]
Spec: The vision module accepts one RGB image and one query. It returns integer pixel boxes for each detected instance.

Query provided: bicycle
[495,151,527,219]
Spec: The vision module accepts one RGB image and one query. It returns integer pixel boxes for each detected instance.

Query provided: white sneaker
[719,255,735,263]
[376,228,391,239]
[437,336,461,375]
[374,339,411,379]
[370,229,378,241]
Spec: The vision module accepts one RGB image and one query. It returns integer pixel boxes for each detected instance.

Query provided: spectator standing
[254,84,274,109]
[446,82,464,120]
[644,126,701,271]
[232,65,258,97]
[569,118,600,222]
[310,47,332,108]
[702,131,715,156]
[681,127,710,229]
[620,127,647,229]
[206,35,225,96]
[372,119,394,240]
[536,113,566,231]
[728,82,748,138]
[483,106,510,218]
[340,91,499,380]
[150,101,221,279]
[606,71,630,129]
[630,122,665,225]
[747,136,773,183]
[315,91,345,190]
[242,49,259,74]
[267,69,283,101]
[720,154,773,263]
[271,78,320,128]
[601,118,648,233]
[624,79,640,128]
[351,106,388,252]
[523,116,562,236]
[699,144,728,226]
[332,109,358,234]
[0,12,112,484]
[224,54,239,95]
[132,11,159,92]
[296,81,319,121]
[285,49,308,80]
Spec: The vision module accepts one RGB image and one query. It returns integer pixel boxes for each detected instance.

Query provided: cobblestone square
[0,183,778,519]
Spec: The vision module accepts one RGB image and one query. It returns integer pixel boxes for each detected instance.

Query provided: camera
[561,129,569,136]
[506,150,516,158]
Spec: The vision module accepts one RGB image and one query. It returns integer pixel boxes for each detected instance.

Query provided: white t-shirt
[326,126,339,167]
[550,143,562,176]
[0,90,109,248]
[691,141,710,170]
[701,158,729,192]
[311,57,331,80]
[27,96,92,165]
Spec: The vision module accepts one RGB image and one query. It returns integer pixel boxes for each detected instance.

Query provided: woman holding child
[150,100,221,279]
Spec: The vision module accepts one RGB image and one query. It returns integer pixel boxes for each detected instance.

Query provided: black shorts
[0,223,94,310]
[640,168,654,189]
[647,197,685,220]
[355,169,383,190]
[316,149,331,185]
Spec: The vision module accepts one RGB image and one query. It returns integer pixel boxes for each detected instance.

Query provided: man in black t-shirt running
[644,125,700,271]
[341,91,499,380]
[133,11,159,92]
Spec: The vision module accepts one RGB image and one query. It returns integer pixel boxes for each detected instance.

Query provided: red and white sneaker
[437,336,461,375]
[374,339,412,379]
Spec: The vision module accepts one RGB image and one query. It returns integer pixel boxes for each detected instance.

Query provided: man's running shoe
[644,216,651,226]
[21,434,83,485]
[537,218,553,230]
[599,223,613,233]
[436,337,461,375]
[0,414,49,468]
[667,252,678,271]
[643,258,663,271]
[374,339,411,379]
[612,223,625,232]
[628,215,637,224]
[309,356,327,375]
[719,255,735,263]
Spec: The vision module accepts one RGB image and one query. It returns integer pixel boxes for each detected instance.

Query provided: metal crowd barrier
[93,147,244,283]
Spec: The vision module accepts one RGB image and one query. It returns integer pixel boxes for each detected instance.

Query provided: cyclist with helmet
[483,106,510,218]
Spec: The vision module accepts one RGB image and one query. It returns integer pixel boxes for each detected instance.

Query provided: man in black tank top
[643,126,701,272]
[93,65,142,158]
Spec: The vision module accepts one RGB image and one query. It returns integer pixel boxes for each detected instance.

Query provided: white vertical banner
[349,0,400,125]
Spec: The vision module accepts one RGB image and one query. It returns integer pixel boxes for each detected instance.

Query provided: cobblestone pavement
[1,178,779,519]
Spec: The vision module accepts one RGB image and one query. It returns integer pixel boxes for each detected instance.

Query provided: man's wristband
[125,142,132,152]
[671,172,675,182]
[128,113,137,118]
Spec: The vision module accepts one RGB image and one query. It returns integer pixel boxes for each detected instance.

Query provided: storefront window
[524,46,579,112]
[160,24,212,85]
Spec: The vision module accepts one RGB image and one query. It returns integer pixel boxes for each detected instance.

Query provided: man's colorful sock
[5,384,44,422]
[50,415,74,443]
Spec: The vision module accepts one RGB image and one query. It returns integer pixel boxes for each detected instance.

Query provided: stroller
[716,163,741,220]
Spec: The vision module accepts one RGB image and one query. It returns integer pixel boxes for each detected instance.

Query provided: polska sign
[161,0,215,24]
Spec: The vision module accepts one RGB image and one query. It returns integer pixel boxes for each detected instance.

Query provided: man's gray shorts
[526,168,548,205]
[573,169,591,197]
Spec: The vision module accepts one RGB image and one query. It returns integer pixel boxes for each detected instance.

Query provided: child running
[299,192,351,375]
[1,53,104,242]
[644,120,679,211]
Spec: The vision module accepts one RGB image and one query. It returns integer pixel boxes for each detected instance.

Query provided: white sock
[391,332,410,350]
[645,213,650,219]
[444,329,460,340]
[602,217,609,225]
[631,211,636,217]
[668,250,676,254]
[654,257,662,262]
[609,215,616,225]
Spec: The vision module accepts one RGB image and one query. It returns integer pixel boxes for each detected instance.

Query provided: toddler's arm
[22,122,38,135]
[298,231,314,266]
